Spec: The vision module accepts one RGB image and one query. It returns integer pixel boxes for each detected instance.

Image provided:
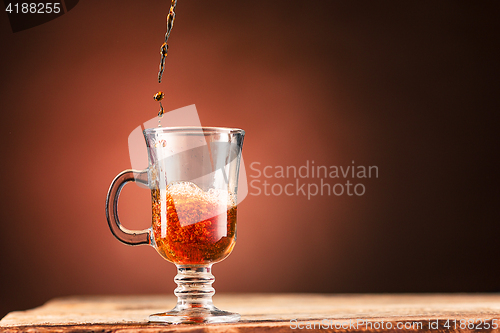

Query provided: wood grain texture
[1,294,500,332]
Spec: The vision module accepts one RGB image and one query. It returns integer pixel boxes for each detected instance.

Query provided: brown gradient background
[1,1,499,319]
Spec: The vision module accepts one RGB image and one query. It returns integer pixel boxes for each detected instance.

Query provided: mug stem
[149,264,240,324]
[174,265,216,309]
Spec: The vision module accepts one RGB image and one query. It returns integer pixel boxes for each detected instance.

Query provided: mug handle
[106,169,151,245]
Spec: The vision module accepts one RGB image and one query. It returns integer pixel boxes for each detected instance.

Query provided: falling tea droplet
[154,91,165,102]
[161,43,168,57]
[167,11,175,32]
[158,101,165,117]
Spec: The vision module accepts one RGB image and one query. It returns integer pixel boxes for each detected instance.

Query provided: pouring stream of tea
[156,0,178,124]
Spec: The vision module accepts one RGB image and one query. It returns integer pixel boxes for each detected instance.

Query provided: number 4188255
[5,3,61,14]
[443,319,498,329]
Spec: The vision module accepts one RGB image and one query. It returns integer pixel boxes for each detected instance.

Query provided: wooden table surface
[1,294,500,332]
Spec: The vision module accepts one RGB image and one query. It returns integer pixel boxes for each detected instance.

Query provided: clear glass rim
[144,126,245,136]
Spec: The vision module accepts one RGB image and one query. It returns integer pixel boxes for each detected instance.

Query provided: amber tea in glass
[106,127,245,324]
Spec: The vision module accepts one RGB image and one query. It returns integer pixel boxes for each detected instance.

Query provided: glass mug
[106,127,245,324]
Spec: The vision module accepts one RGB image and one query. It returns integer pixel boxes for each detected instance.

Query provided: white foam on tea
[167,181,236,236]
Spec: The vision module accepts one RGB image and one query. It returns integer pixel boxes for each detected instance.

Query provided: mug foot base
[149,306,240,324]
